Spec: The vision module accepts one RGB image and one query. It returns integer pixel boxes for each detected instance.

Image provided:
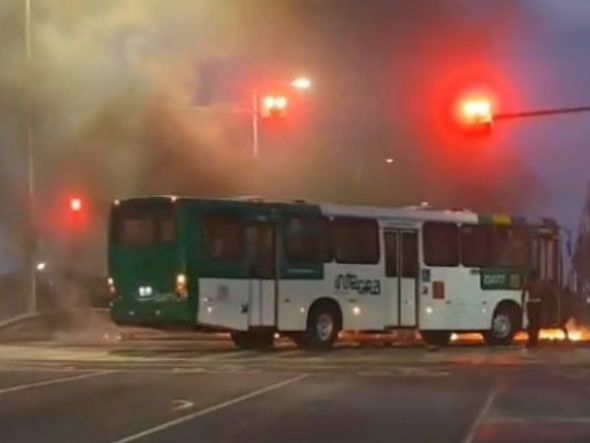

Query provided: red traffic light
[460,99,493,125]
[261,95,288,118]
[69,197,82,212]
[454,97,495,135]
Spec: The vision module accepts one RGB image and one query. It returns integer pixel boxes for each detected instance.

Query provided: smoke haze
[0,0,587,276]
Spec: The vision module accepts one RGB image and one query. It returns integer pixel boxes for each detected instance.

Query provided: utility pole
[24,0,37,313]
[251,88,260,159]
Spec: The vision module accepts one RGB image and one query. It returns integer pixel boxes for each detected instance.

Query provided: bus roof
[112,196,558,228]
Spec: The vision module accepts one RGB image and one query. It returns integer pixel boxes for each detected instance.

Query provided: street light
[251,76,313,159]
[291,76,312,91]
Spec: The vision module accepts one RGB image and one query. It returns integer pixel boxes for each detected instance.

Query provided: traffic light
[456,98,494,134]
[69,197,82,213]
[66,195,88,232]
[260,95,288,118]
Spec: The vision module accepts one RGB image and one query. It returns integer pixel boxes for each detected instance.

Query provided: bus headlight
[176,273,188,299]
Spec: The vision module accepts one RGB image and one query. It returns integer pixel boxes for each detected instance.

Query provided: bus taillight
[433,281,445,299]
[107,277,118,298]
[176,273,188,299]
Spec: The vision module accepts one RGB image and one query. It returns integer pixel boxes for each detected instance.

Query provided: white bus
[109,197,564,348]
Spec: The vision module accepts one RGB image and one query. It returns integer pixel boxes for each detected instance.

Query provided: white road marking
[0,370,113,396]
[110,374,309,443]
[487,416,590,424]
[462,386,498,443]
[171,399,194,412]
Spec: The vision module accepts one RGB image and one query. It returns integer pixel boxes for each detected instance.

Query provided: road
[1,340,590,442]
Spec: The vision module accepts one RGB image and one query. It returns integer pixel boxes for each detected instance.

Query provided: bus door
[384,229,419,327]
[535,232,560,325]
[245,222,278,327]
[536,234,559,284]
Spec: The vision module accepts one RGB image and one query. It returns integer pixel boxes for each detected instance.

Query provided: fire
[530,319,589,343]
[569,330,583,342]
[538,329,567,341]
[564,319,587,342]
[450,333,483,344]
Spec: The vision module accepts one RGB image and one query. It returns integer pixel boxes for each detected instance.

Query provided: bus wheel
[420,331,451,346]
[230,331,274,350]
[484,305,519,346]
[305,303,341,350]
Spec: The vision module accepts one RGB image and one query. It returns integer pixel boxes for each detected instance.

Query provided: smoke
[0,0,561,283]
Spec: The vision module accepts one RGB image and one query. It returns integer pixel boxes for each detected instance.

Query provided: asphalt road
[1,342,590,443]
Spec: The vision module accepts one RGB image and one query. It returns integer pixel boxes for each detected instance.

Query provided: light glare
[291,77,312,90]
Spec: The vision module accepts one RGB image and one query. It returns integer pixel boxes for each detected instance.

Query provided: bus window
[245,223,276,279]
[332,218,379,264]
[461,225,492,267]
[492,227,530,268]
[423,222,459,267]
[536,234,559,282]
[384,232,398,277]
[286,217,331,263]
[116,219,157,246]
[110,203,176,246]
[202,216,244,261]
[401,232,418,278]
[160,219,176,243]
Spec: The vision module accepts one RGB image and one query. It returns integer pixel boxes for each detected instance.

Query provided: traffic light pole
[496,105,590,121]
[251,88,260,159]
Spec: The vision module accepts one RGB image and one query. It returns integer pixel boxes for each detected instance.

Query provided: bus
[108,196,567,349]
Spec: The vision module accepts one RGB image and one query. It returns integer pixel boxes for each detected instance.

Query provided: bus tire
[420,331,451,346]
[484,304,520,346]
[230,331,274,350]
[304,302,341,350]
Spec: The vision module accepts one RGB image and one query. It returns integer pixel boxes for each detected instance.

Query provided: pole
[24,0,36,313]
[251,87,260,159]
[496,105,590,121]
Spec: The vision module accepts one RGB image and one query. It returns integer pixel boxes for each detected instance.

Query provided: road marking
[110,374,309,443]
[171,399,194,412]
[462,386,498,443]
[487,416,590,424]
[0,370,113,396]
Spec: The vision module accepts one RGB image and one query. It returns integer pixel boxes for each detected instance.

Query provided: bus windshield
[110,201,177,247]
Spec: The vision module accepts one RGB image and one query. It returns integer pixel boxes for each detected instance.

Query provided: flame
[330,319,590,346]
[538,329,567,341]
[524,319,589,343]
[564,318,587,342]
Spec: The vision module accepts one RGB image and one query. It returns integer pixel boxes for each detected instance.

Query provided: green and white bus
[108,196,564,349]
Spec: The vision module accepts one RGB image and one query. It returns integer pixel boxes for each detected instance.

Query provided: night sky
[0,0,589,273]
